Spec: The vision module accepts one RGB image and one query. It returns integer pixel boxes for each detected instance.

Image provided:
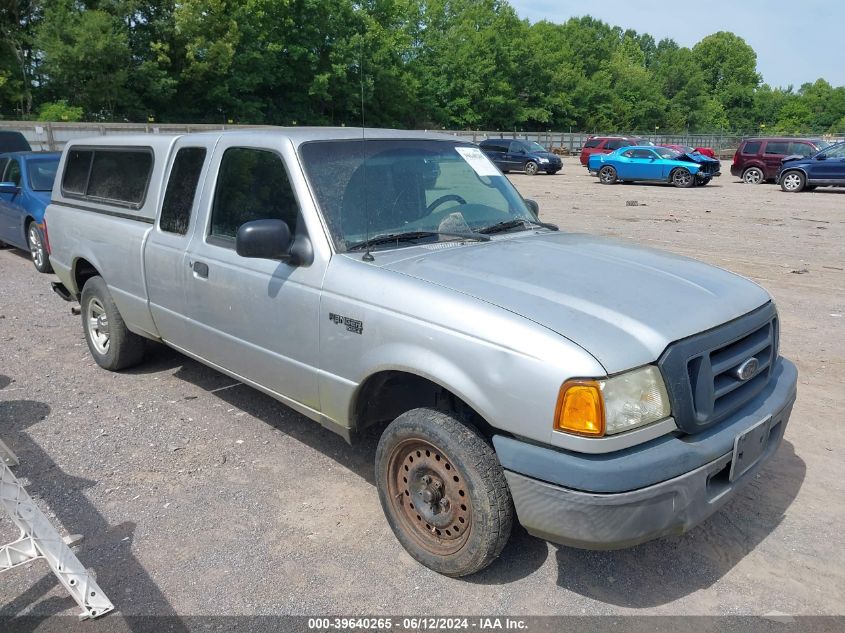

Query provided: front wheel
[780,170,806,192]
[672,168,694,188]
[524,161,539,176]
[375,408,513,577]
[81,276,146,371]
[27,223,53,273]
[598,165,617,184]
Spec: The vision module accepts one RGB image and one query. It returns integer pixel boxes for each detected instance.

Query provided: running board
[51,281,75,302]
[0,439,114,619]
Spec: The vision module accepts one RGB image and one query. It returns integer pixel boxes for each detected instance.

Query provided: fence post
[46,123,55,151]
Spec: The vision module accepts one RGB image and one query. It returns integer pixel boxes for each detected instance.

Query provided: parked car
[730,137,830,184]
[778,141,845,192]
[0,130,31,153]
[579,136,652,166]
[48,129,796,577]
[478,138,562,175]
[0,151,61,272]
[661,144,717,159]
[588,146,721,187]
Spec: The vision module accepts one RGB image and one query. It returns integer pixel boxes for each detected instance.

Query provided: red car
[661,144,717,159]
[579,136,651,166]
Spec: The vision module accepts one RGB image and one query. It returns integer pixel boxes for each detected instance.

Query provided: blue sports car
[0,151,61,272]
[588,146,721,188]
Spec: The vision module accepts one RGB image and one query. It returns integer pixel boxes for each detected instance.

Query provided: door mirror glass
[236,219,292,260]
[525,198,540,218]
[816,154,827,161]
[0,182,19,195]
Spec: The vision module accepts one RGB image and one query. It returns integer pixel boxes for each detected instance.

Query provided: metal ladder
[0,438,114,619]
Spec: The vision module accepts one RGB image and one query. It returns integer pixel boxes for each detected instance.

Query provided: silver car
[46,128,797,576]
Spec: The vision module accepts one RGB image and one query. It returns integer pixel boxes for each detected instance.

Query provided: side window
[160,148,207,235]
[509,141,525,153]
[741,141,762,155]
[764,142,790,155]
[605,140,623,150]
[634,149,655,159]
[0,158,9,180]
[5,159,21,185]
[789,142,814,157]
[583,139,601,149]
[61,148,153,206]
[621,149,636,158]
[209,147,299,242]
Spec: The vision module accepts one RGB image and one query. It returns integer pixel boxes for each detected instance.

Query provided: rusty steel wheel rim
[386,439,472,556]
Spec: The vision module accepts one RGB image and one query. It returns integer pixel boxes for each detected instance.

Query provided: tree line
[2,0,844,134]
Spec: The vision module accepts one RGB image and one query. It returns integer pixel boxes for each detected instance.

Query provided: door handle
[192,261,209,279]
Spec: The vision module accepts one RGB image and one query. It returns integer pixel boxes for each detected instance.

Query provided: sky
[507,0,843,89]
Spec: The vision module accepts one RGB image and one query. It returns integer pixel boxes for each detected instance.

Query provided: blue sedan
[0,151,60,272]
[588,146,721,188]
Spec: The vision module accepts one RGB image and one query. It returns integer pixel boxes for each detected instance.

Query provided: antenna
[360,31,374,263]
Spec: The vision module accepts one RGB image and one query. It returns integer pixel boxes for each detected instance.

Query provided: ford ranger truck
[46,129,797,577]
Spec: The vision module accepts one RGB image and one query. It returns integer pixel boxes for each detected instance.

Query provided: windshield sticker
[455,146,500,177]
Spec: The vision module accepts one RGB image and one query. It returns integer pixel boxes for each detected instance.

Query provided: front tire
[672,168,694,188]
[780,170,806,192]
[524,161,539,176]
[27,223,53,273]
[743,166,764,185]
[598,165,617,184]
[81,276,146,371]
[375,408,513,577]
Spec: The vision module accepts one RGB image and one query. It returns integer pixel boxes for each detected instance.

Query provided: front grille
[659,303,778,434]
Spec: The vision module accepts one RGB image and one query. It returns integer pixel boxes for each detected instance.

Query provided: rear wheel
[524,161,539,176]
[743,166,764,185]
[780,170,806,192]
[672,168,694,188]
[27,223,53,273]
[598,165,617,184]
[81,276,146,371]
[375,408,513,577]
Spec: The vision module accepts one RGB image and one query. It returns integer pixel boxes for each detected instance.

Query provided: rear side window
[764,142,790,155]
[741,141,762,155]
[61,147,153,206]
[160,148,207,235]
[209,147,299,242]
[0,158,9,179]
[5,159,21,185]
[605,140,625,150]
[583,139,601,149]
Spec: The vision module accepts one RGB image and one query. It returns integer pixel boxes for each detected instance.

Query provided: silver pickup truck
[46,128,797,577]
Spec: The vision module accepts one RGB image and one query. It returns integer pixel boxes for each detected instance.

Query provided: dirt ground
[0,159,843,618]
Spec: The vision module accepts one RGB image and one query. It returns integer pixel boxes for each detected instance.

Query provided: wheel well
[352,371,494,438]
[73,258,100,294]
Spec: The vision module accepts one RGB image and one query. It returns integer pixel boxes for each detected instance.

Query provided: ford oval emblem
[735,358,759,381]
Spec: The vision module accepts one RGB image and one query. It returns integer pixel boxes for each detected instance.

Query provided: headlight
[554,366,671,437]
[538,158,549,163]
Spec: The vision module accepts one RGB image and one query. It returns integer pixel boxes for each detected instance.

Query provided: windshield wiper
[346,230,489,252]
[478,218,559,235]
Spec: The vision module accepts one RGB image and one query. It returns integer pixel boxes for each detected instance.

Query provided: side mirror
[525,199,540,219]
[816,154,827,161]
[0,182,19,195]
[236,219,292,261]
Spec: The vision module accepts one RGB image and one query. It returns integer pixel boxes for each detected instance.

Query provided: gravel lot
[0,160,843,618]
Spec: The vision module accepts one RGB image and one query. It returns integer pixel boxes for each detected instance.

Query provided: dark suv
[478,138,562,175]
[730,138,829,184]
[0,130,31,153]
[778,141,845,192]
[579,136,651,166]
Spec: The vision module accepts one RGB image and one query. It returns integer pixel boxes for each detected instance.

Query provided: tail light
[732,151,740,166]
[41,219,51,254]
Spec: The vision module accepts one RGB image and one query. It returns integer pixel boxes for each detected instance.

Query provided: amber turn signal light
[554,380,605,437]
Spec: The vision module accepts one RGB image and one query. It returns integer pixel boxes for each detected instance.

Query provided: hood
[678,152,720,164]
[532,151,561,161]
[780,154,806,164]
[382,232,770,374]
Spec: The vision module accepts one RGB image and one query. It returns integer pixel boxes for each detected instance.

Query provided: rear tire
[81,276,146,371]
[742,166,764,185]
[598,165,617,184]
[780,170,805,192]
[375,408,513,577]
[27,223,53,273]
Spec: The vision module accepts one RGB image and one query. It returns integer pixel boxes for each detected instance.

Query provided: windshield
[28,157,59,191]
[526,141,546,152]
[818,142,845,159]
[300,139,536,252]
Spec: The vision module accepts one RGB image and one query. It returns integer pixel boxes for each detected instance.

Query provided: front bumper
[496,357,797,550]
